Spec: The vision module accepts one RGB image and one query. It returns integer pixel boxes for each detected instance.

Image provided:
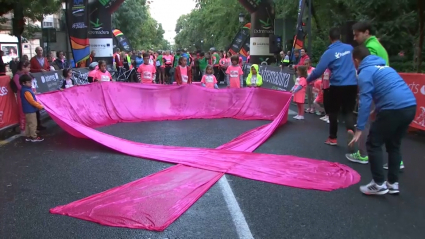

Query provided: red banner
[401,73,425,131]
[0,75,19,129]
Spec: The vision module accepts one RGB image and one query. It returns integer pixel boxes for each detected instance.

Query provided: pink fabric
[226,65,243,88]
[293,77,307,103]
[137,64,156,84]
[38,83,360,231]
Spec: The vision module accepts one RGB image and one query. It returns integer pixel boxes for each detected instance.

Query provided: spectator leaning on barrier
[306,27,358,147]
[30,47,50,73]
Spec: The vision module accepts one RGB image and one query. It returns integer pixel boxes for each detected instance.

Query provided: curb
[0,114,51,142]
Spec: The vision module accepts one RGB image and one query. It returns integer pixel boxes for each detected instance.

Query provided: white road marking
[218,175,254,239]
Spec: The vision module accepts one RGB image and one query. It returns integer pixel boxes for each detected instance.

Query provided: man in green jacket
[347,22,404,171]
[352,22,389,65]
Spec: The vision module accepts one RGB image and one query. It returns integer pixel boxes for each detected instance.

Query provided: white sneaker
[296,116,304,120]
[326,119,330,123]
[320,116,327,121]
[387,182,399,194]
[360,180,389,195]
[293,115,300,119]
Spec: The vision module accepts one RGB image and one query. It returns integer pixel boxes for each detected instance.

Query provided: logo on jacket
[334,51,350,59]
[0,86,8,96]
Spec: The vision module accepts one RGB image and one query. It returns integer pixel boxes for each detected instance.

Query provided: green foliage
[112,0,169,50]
[175,0,248,51]
[0,0,62,21]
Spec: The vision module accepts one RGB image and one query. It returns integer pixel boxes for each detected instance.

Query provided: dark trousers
[327,85,357,139]
[213,66,220,82]
[367,106,416,184]
[36,110,41,126]
[322,88,330,114]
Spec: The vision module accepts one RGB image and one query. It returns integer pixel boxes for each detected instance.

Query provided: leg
[25,113,37,138]
[358,120,371,157]
[340,85,357,132]
[386,106,416,184]
[307,85,314,111]
[327,86,342,139]
[17,95,26,132]
[366,121,386,184]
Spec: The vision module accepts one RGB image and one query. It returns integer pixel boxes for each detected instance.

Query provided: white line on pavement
[218,175,254,239]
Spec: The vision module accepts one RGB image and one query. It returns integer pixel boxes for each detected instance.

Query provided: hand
[348,130,362,147]
[41,69,46,72]
[369,110,376,121]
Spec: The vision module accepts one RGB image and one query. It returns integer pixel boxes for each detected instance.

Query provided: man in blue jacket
[349,46,416,195]
[306,27,358,146]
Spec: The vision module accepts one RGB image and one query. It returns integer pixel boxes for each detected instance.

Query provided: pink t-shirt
[307,67,315,85]
[94,70,112,82]
[226,65,243,88]
[137,64,156,84]
[322,69,331,89]
[179,66,189,84]
[313,80,323,103]
[163,55,173,66]
[293,77,307,103]
[88,70,97,81]
[201,74,217,89]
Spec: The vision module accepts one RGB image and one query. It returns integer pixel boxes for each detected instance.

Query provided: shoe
[25,137,32,142]
[305,108,311,113]
[326,119,330,124]
[296,115,304,120]
[324,138,337,146]
[347,130,355,151]
[30,136,44,142]
[383,161,405,170]
[293,115,300,119]
[387,182,399,194]
[309,109,315,114]
[346,151,368,164]
[315,111,323,116]
[360,180,389,195]
[320,116,327,121]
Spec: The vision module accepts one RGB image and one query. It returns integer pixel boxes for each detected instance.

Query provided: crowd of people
[5,20,418,196]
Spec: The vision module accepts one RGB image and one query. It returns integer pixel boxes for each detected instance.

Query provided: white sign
[89,38,113,57]
[249,37,272,56]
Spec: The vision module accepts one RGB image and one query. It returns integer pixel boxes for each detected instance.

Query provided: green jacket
[364,36,389,66]
[246,64,263,87]
[198,57,208,70]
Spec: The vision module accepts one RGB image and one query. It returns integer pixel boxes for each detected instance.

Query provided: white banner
[249,37,272,56]
[89,38,113,57]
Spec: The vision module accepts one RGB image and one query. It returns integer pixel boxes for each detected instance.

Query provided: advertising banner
[66,0,91,65]
[229,23,251,55]
[112,29,133,52]
[88,1,113,61]
[0,76,19,130]
[239,0,275,64]
[401,73,425,131]
[243,64,295,91]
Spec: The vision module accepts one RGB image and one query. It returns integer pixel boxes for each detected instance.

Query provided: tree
[112,0,170,50]
[174,0,248,51]
[0,0,62,22]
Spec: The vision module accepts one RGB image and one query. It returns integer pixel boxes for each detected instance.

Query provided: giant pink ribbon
[38,83,360,231]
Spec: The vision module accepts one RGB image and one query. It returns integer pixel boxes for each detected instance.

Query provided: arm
[306,52,331,84]
[356,70,374,131]
[292,85,303,93]
[13,74,22,91]
[256,75,263,87]
[239,75,243,87]
[24,91,43,109]
[60,80,66,89]
[226,74,230,86]
[174,67,181,85]
[214,84,219,89]
[188,67,192,84]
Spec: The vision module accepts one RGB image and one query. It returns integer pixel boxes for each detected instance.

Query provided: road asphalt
[1,106,424,239]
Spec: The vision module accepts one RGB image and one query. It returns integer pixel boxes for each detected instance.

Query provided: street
[1,106,425,239]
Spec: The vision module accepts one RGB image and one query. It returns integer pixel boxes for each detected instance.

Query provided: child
[93,60,112,82]
[312,79,324,115]
[174,56,192,85]
[290,65,308,120]
[19,74,44,142]
[320,69,331,123]
[60,68,76,89]
[225,55,243,88]
[245,64,263,88]
[304,59,316,114]
[201,65,219,89]
[137,53,156,84]
[88,62,98,83]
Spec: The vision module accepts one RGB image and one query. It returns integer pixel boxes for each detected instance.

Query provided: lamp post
[239,12,245,24]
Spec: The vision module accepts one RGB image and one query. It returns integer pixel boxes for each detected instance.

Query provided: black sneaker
[30,136,44,142]
[387,182,399,194]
